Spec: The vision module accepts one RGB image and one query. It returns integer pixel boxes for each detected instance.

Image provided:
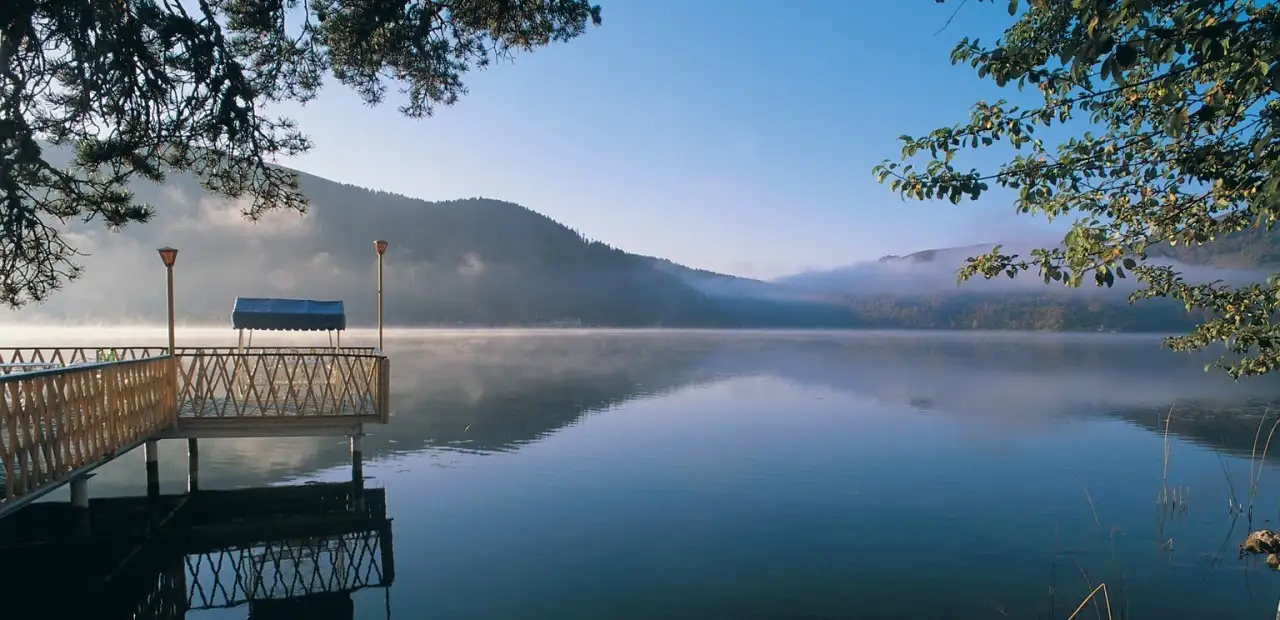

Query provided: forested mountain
[771,233,1276,332]
[9,162,1275,332]
[841,294,1208,332]
[31,169,728,326]
[1146,226,1280,269]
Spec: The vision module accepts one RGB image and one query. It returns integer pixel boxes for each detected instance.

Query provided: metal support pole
[70,476,88,508]
[351,429,365,512]
[165,264,175,355]
[161,253,179,412]
[187,438,200,493]
[377,252,384,351]
[145,439,160,498]
[70,475,90,536]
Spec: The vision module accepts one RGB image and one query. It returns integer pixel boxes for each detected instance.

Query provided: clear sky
[273,0,1063,280]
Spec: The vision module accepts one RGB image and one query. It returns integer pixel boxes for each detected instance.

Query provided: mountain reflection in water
[9,329,1280,620]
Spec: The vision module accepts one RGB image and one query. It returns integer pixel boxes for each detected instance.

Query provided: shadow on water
[0,481,395,619]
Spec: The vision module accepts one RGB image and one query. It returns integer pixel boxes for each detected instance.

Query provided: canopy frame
[231,297,347,351]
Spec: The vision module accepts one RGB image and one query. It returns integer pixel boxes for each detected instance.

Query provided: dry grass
[1063,406,1280,619]
[1156,408,1191,516]
[1216,407,1278,520]
[1247,407,1278,521]
[1084,487,1101,528]
[1067,583,1113,620]
[1220,454,1244,516]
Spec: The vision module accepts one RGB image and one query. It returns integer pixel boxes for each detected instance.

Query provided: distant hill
[642,256,788,300]
[840,293,1209,332]
[8,160,1275,332]
[1146,226,1280,269]
[875,244,997,265]
[25,168,732,326]
[775,235,1276,298]
[757,232,1275,332]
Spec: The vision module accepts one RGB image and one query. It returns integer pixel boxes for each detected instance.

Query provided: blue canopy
[232,298,347,331]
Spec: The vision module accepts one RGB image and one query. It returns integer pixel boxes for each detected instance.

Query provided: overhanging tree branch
[0,0,602,308]
[880,0,1280,378]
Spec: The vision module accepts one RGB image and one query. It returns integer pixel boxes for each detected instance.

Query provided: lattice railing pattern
[0,346,377,368]
[0,347,390,422]
[185,529,388,609]
[176,351,388,420]
[0,347,168,375]
[0,357,177,505]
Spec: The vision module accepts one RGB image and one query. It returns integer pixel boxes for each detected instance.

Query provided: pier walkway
[0,340,391,517]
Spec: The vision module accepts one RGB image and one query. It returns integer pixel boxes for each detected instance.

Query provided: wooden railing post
[171,353,180,423]
[192,352,203,418]
[187,438,200,493]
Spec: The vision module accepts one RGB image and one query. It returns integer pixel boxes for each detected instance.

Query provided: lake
[12,329,1280,619]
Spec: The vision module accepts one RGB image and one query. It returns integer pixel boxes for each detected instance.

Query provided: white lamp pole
[374,240,388,351]
[156,246,179,354]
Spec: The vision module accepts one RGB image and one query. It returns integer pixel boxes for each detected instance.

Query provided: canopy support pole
[236,328,247,399]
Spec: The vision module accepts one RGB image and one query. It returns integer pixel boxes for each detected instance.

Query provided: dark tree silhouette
[0,0,601,307]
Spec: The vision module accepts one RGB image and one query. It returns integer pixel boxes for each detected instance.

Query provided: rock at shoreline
[1238,530,1280,570]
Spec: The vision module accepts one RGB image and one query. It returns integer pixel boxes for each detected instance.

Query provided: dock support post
[350,428,365,512]
[187,438,200,493]
[145,439,160,498]
[70,475,90,536]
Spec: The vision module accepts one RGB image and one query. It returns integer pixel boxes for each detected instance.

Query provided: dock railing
[0,356,177,507]
[176,349,390,422]
[0,346,390,428]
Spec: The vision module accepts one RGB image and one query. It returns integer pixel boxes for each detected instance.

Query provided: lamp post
[155,246,178,499]
[374,240,388,351]
[157,247,179,354]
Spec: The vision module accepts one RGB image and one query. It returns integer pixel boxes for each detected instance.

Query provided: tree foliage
[874,0,1280,378]
[0,0,601,307]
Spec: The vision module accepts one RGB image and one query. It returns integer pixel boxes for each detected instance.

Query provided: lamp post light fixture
[156,247,179,355]
[374,240,388,351]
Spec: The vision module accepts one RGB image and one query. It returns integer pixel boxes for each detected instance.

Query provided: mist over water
[11,329,1280,619]
[9,159,1272,331]
[772,241,1275,297]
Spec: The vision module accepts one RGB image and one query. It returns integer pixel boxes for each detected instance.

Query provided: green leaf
[873,0,1280,377]
[1114,42,1138,69]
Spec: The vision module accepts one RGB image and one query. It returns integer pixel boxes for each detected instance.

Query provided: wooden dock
[0,345,391,518]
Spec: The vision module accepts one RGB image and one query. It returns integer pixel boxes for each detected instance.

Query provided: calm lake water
[13,329,1280,619]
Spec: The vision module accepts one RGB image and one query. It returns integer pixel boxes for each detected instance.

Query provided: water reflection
[395,331,1280,460]
[76,331,1280,498]
[14,330,1280,619]
[0,481,394,619]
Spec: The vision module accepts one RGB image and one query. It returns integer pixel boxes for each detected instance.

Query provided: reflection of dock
[0,481,394,619]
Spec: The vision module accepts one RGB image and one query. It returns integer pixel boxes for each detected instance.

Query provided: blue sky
[274,0,1063,280]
